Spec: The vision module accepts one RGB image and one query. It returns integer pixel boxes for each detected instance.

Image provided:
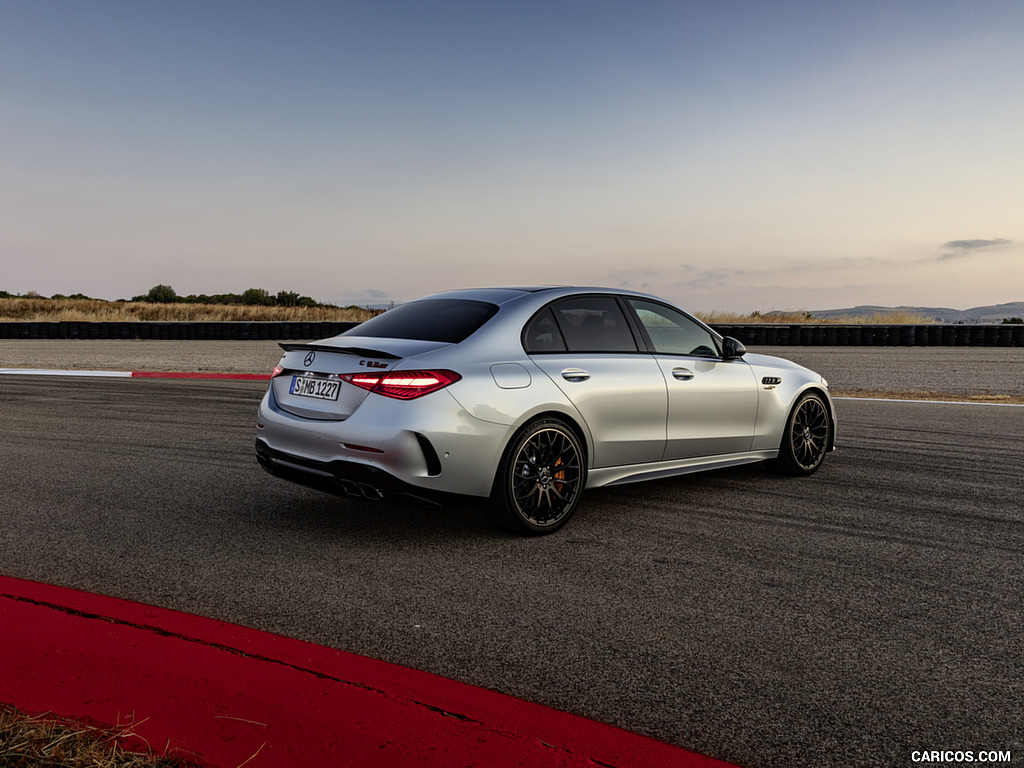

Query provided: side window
[550,297,638,353]
[628,299,719,357]
[523,308,567,353]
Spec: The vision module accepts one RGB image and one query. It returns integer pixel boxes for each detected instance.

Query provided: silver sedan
[256,287,836,534]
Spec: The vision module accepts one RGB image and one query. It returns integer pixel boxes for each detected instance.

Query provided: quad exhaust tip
[336,479,385,501]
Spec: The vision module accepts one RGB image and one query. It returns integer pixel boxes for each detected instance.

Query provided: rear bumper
[256,383,510,498]
[255,439,463,507]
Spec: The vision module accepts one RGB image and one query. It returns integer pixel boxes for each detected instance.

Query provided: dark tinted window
[550,297,637,353]
[343,299,498,343]
[523,308,567,353]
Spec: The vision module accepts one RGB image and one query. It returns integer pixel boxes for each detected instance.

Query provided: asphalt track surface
[1,376,1022,768]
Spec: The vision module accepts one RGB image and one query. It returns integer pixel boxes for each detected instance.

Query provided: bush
[276,290,300,306]
[134,284,180,303]
[276,290,318,307]
[241,288,273,306]
[52,293,96,301]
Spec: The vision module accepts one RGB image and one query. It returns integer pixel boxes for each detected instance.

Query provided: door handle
[561,368,590,382]
[672,367,695,381]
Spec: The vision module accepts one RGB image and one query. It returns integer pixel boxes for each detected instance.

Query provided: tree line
[1,285,357,310]
[130,284,327,307]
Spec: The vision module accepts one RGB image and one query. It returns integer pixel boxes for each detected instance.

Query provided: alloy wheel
[790,395,830,471]
[509,426,583,527]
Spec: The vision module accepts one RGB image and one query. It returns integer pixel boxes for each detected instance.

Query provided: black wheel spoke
[790,397,829,470]
[508,427,583,527]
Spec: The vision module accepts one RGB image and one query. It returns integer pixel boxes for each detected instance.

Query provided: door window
[549,297,638,353]
[628,299,719,357]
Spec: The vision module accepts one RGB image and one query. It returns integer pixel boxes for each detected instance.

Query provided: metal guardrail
[0,321,1022,345]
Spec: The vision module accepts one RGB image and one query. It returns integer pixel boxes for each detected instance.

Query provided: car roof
[420,286,662,304]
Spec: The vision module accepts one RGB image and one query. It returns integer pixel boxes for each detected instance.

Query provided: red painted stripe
[0,576,739,768]
[130,371,270,380]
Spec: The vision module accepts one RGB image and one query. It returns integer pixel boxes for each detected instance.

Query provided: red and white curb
[0,369,268,380]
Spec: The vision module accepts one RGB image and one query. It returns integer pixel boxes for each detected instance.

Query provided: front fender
[751,378,835,453]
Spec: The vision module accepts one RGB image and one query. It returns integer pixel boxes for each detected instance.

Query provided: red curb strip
[130,371,270,380]
[0,576,739,768]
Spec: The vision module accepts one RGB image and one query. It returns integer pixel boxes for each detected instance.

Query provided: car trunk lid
[271,337,449,420]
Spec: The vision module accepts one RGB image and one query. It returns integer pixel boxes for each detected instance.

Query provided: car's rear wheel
[773,392,831,476]
[486,418,586,535]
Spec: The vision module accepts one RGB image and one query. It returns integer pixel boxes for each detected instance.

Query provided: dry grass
[697,309,937,324]
[1,299,939,325]
[0,705,203,767]
[0,298,379,323]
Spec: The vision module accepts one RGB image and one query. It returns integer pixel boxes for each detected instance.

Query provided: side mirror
[722,336,746,360]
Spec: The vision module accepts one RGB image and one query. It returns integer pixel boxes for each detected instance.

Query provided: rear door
[525,296,668,468]
[625,298,759,459]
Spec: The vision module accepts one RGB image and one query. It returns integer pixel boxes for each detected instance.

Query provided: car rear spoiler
[278,343,401,359]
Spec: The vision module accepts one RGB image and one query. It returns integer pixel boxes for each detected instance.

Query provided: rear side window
[523,309,567,353]
[342,299,498,343]
[539,296,638,353]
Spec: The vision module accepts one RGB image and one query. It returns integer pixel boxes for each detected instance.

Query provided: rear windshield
[341,299,499,343]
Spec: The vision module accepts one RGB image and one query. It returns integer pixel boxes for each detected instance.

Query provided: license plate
[290,376,341,401]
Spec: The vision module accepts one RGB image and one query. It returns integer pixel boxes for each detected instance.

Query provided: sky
[2,0,1022,312]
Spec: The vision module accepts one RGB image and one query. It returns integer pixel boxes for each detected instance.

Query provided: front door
[625,298,759,460]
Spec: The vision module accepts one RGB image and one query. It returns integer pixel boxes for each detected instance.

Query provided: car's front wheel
[486,418,586,535]
[773,392,831,476]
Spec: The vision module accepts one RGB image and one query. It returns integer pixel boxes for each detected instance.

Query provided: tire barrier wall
[1,321,1022,345]
[709,324,1024,347]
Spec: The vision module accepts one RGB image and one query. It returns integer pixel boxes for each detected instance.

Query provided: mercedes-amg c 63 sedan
[256,287,836,535]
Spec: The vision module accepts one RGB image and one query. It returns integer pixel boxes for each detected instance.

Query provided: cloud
[688,269,734,290]
[942,238,1011,250]
[609,266,692,292]
[939,238,1012,261]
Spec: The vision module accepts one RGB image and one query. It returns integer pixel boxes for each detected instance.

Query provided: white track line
[0,368,132,377]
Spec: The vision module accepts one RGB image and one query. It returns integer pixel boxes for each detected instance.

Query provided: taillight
[342,370,461,400]
[271,364,285,379]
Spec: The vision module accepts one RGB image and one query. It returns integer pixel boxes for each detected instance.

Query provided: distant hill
[812,302,1024,324]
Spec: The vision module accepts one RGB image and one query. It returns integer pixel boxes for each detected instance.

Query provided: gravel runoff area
[1,340,1023,402]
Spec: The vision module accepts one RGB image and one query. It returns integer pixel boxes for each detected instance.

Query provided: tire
[486,418,586,535]
[773,392,831,476]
